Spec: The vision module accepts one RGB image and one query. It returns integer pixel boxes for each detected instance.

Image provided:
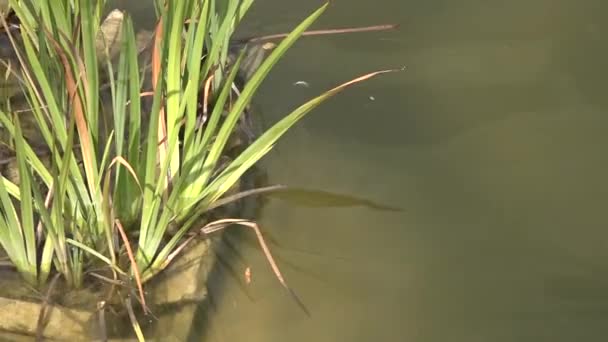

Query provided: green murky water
[124,1,608,341]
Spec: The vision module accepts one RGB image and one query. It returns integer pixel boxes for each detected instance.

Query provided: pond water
[125,1,608,341]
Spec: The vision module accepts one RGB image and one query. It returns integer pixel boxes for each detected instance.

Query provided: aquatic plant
[0,0,394,333]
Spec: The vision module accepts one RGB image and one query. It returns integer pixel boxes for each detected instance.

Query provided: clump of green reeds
[0,0,394,328]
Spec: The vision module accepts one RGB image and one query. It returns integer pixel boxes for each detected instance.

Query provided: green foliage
[0,0,390,295]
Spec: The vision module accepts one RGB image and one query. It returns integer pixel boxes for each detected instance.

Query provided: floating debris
[293,80,310,87]
[245,267,252,284]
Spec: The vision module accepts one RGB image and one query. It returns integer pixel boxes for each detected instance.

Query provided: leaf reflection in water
[268,188,401,211]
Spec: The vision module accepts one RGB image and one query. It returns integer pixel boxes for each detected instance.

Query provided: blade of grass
[0,151,33,283]
[50,32,98,198]
[136,67,164,267]
[184,3,330,213]
[182,0,209,162]
[66,238,127,276]
[124,297,145,342]
[79,0,100,146]
[181,50,245,202]
[13,116,37,279]
[164,0,187,178]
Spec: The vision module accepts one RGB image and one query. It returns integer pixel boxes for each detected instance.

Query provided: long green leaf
[165,0,187,177]
[181,50,245,203]
[189,3,329,210]
[182,0,210,162]
[13,116,36,275]
[79,0,100,146]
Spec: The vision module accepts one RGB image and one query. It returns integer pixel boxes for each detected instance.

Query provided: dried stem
[245,24,398,44]
[115,219,149,314]
[36,273,61,341]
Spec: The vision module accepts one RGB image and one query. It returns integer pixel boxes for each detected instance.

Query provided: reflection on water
[127,0,608,341]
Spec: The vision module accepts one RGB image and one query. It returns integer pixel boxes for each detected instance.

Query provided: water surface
[131,1,608,341]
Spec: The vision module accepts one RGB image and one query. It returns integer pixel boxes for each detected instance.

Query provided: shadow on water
[266,188,402,211]
[184,170,399,340]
